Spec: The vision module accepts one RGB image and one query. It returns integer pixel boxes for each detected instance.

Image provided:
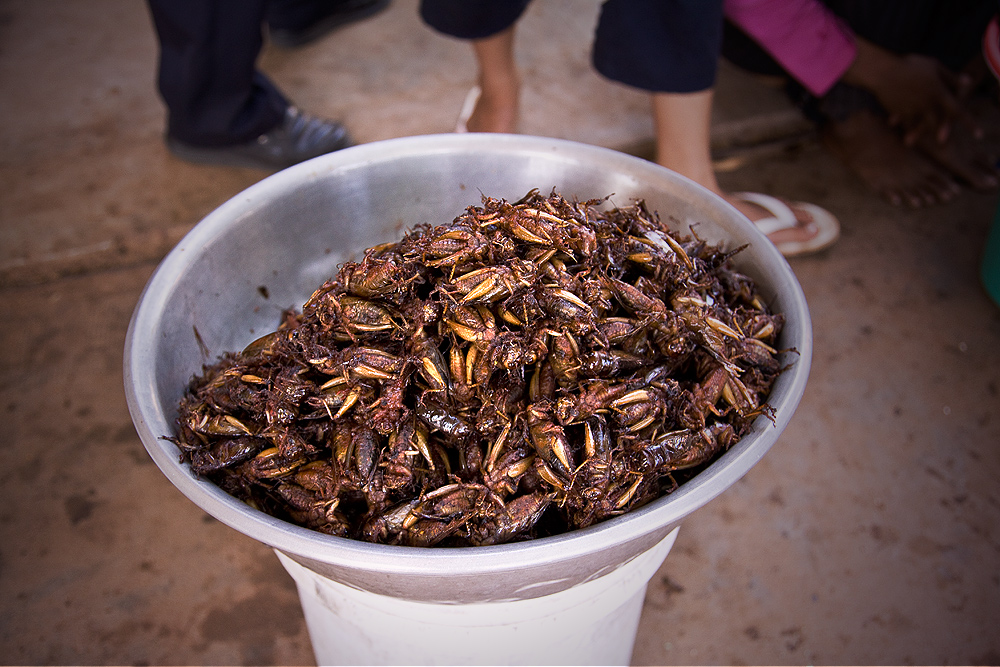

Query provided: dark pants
[147,0,288,146]
[722,0,998,123]
[420,0,724,93]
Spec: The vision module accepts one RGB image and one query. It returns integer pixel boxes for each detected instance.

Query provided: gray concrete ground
[1,0,999,665]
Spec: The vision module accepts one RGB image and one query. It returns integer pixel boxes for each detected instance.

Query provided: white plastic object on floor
[275,527,680,666]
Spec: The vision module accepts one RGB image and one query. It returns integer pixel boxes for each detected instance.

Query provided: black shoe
[268,0,391,49]
[166,107,353,171]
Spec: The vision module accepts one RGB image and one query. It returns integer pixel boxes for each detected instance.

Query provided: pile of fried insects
[172,189,786,546]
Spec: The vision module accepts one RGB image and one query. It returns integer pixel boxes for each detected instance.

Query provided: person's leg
[594,0,720,186]
[593,0,722,94]
[651,89,835,249]
[465,26,520,133]
[420,0,529,133]
[419,0,529,40]
[601,0,836,252]
[147,0,352,169]
[148,0,286,146]
[651,89,718,192]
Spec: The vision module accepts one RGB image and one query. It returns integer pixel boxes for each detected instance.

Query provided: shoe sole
[268,0,391,49]
[166,138,355,171]
[166,139,288,171]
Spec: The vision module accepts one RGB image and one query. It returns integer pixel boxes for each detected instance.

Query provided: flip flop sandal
[455,86,481,133]
[732,191,840,257]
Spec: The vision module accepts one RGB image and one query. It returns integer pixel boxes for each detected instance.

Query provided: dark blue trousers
[147,0,291,146]
[420,0,724,93]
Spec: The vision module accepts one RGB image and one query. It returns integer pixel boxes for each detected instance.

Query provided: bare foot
[822,108,961,208]
[915,117,999,192]
[465,83,519,133]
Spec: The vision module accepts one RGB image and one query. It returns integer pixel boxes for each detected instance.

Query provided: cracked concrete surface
[1,0,999,665]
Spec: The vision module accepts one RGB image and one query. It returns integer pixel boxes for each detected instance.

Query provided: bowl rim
[124,133,812,576]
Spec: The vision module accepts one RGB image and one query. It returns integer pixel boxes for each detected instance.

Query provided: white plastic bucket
[276,528,679,666]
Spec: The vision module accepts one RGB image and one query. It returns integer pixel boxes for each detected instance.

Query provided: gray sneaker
[166,107,353,170]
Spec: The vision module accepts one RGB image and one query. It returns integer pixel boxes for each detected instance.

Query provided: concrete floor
[2,0,999,664]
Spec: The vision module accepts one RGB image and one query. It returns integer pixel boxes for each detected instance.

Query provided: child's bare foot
[822,108,961,208]
[464,82,519,133]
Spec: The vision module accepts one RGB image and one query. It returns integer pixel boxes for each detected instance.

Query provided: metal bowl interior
[124,133,812,603]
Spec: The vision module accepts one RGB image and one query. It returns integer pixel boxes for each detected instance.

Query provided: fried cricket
[171,189,786,546]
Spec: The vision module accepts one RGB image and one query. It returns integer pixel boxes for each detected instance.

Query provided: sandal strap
[455,86,481,134]
[732,191,799,235]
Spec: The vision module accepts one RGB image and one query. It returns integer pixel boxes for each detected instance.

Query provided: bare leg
[466,26,520,133]
[652,91,821,247]
[652,90,718,191]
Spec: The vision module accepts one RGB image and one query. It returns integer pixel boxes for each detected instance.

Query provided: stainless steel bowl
[124,133,811,603]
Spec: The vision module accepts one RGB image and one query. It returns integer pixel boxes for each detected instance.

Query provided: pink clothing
[723,0,857,96]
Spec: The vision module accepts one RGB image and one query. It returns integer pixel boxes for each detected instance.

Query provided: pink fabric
[723,0,857,96]
[985,16,1000,82]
